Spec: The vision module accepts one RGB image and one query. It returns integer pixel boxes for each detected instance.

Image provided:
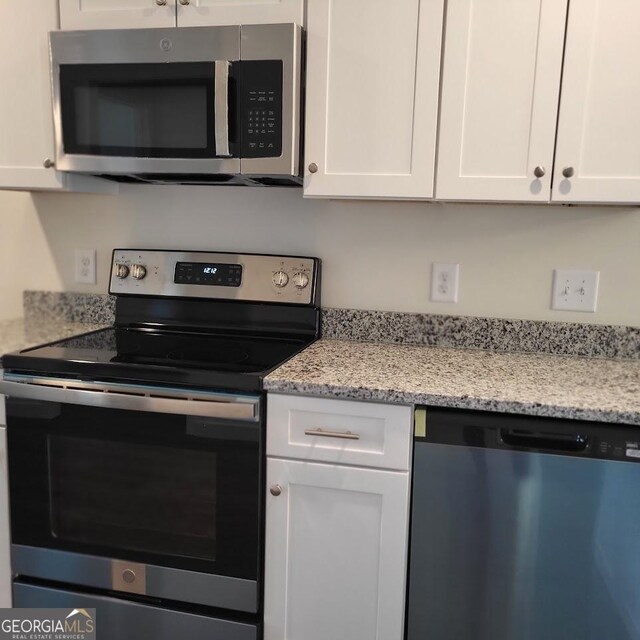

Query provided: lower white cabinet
[264,457,410,640]
[0,396,11,607]
[265,393,413,639]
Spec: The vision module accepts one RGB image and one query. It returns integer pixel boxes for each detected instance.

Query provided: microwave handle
[214,60,231,157]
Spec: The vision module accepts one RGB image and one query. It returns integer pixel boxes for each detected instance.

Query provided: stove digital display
[174,262,243,287]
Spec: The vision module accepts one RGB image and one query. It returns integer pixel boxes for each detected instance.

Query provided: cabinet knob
[270,484,282,497]
[155,0,167,5]
[179,0,190,4]
[308,163,318,174]
[43,158,55,169]
[533,166,545,178]
[562,166,575,179]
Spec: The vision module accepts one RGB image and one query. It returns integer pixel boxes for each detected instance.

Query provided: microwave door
[50,27,241,175]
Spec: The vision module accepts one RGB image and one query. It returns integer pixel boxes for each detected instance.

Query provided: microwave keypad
[241,61,283,159]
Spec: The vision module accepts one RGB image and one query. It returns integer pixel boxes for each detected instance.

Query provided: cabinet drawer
[267,394,412,471]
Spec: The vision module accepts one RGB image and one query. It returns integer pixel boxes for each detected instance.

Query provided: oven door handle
[0,378,259,422]
[214,60,231,157]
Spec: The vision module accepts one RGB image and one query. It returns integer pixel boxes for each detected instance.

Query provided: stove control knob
[131,264,147,280]
[272,271,289,288]
[114,263,130,279]
[292,272,310,289]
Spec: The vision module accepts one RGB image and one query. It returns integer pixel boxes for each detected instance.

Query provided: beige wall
[0,185,638,326]
[0,191,61,320]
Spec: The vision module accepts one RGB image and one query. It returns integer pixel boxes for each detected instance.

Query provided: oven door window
[59,63,237,159]
[48,436,218,561]
[8,400,260,580]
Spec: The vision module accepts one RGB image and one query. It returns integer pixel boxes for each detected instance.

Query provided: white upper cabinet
[303,0,444,199]
[60,0,303,30]
[0,0,115,193]
[553,0,640,204]
[176,0,303,27]
[436,0,568,202]
[59,0,177,30]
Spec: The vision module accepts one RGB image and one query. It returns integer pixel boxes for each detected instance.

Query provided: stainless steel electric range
[0,249,320,640]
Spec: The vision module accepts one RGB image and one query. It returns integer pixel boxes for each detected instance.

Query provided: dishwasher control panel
[415,407,640,463]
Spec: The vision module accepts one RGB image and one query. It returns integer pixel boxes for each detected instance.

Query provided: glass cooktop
[2,327,311,392]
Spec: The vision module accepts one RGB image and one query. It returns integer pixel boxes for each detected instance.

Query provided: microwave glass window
[74,84,208,151]
[59,63,224,158]
[48,435,218,561]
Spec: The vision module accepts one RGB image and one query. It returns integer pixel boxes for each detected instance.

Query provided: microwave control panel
[240,60,283,159]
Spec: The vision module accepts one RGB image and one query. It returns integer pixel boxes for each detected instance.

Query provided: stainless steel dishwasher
[408,407,640,640]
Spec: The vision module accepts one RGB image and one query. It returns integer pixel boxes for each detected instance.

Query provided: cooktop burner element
[2,249,321,391]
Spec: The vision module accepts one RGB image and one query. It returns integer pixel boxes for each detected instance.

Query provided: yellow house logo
[64,609,95,633]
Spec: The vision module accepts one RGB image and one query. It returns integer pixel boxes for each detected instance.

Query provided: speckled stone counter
[265,339,640,425]
[23,291,115,325]
[13,291,640,424]
[0,318,108,357]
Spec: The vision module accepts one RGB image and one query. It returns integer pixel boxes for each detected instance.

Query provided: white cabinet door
[303,0,444,199]
[0,414,11,606]
[0,1,116,193]
[177,0,303,27]
[0,0,66,191]
[553,0,640,204]
[264,458,410,640]
[436,0,567,202]
[59,0,177,30]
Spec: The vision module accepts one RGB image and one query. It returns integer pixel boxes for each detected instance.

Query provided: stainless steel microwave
[49,24,302,186]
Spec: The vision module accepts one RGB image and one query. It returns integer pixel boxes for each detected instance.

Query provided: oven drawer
[267,394,412,471]
[13,580,259,640]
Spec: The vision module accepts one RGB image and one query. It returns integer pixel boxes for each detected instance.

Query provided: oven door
[50,26,241,175]
[3,378,262,614]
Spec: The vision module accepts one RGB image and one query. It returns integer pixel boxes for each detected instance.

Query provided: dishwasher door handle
[499,429,589,452]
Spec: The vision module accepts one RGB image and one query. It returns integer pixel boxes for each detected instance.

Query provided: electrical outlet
[75,249,96,284]
[551,269,599,312]
[431,263,460,303]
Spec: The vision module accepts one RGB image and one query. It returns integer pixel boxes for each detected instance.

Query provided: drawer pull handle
[304,428,360,440]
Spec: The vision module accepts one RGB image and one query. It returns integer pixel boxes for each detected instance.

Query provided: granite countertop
[265,339,640,425]
[0,317,108,358]
[3,294,640,426]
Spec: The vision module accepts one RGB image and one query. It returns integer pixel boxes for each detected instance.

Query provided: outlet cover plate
[431,263,460,303]
[551,268,599,312]
[75,249,96,284]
